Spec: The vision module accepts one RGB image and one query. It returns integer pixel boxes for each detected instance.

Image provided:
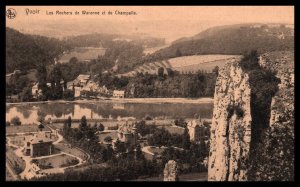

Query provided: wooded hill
[143,23,294,62]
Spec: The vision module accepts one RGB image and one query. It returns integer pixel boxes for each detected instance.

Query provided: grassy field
[58,47,106,63]
[6,125,51,134]
[55,143,88,160]
[33,154,79,168]
[97,132,118,143]
[159,125,185,135]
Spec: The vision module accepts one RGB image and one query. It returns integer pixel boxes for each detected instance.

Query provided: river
[6,100,213,125]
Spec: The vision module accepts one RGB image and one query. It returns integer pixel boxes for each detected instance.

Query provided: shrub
[104,136,112,143]
[6,121,11,126]
[145,115,152,120]
[11,116,21,126]
[234,105,245,118]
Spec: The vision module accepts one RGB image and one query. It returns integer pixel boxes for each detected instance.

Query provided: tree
[67,116,72,128]
[104,136,112,143]
[157,67,164,79]
[98,123,105,131]
[175,48,182,57]
[20,86,33,102]
[212,66,219,75]
[114,139,126,153]
[174,118,186,128]
[80,115,87,130]
[49,66,63,99]
[37,114,45,131]
[182,128,191,149]
[63,90,74,100]
[11,116,21,126]
[69,57,78,64]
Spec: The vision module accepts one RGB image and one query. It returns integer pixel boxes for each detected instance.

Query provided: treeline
[62,116,112,163]
[125,70,218,98]
[6,27,70,73]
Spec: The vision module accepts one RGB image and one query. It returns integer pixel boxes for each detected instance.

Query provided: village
[6,110,211,181]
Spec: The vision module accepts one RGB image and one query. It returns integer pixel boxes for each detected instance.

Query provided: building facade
[187,117,205,141]
[24,132,53,157]
[113,90,125,98]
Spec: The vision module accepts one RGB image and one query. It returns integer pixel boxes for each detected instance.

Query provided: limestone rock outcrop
[163,160,179,181]
[208,58,252,181]
[208,51,294,181]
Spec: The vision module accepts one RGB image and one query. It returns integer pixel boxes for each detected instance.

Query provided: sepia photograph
[5,5,294,181]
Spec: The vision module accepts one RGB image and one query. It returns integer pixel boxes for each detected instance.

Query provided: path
[141,146,155,156]
[6,126,88,180]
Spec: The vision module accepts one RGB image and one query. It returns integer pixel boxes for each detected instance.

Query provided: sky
[6,6,294,43]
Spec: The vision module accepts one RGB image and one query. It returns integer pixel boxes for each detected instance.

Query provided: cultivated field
[119,54,241,77]
[58,47,106,63]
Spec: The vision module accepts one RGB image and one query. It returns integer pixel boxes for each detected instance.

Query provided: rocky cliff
[208,57,252,181]
[208,51,294,181]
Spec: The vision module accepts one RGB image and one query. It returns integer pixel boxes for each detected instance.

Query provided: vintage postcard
[5,6,294,181]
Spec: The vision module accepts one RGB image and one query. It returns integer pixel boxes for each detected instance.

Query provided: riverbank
[6,97,213,106]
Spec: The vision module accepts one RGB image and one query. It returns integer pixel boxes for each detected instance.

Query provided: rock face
[163,160,179,181]
[250,51,294,181]
[208,58,252,181]
[208,51,294,181]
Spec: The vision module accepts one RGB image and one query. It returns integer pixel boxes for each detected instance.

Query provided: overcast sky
[6,6,294,43]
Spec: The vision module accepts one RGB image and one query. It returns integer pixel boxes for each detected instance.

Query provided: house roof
[28,132,53,144]
[77,74,90,81]
[118,123,136,134]
[113,90,125,94]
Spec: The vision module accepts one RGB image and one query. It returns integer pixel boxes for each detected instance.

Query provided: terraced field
[118,54,242,77]
[58,47,106,63]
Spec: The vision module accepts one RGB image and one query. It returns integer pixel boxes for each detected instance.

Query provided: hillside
[145,23,294,62]
[119,55,241,77]
[6,27,69,73]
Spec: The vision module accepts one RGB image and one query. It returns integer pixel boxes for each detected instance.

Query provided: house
[112,122,137,149]
[24,132,53,157]
[74,87,82,97]
[187,116,205,141]
[113,90,125,98]
[117,122,137,143]
[32,81,62,98]
[32,82,42,98]
[77,74,91,86]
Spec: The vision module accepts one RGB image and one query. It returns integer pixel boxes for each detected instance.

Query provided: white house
[187,116,205,141]
[113,90,125,98]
